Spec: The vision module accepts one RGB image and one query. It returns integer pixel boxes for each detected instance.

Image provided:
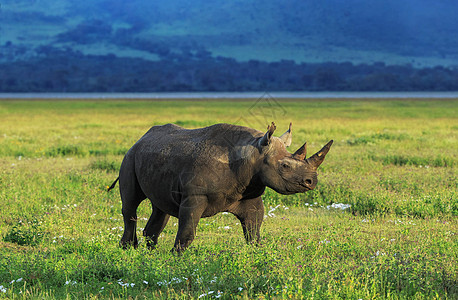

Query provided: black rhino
[108,122,333,252]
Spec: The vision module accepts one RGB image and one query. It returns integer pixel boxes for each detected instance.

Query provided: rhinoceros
[108,122,332,252]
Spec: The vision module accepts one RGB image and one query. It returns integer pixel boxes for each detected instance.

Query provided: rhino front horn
[305,140,333,168]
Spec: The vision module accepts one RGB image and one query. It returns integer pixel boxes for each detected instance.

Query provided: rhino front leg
[173,196,207,253]
[229,197,264,244]
[143,204,170,249]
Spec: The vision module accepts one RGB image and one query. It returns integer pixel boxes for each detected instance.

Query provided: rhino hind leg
[119,172,146,249]
[143,204,170,249]
[228,197,264,244]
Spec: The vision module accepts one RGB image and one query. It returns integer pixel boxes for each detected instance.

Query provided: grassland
[0,98,457,299]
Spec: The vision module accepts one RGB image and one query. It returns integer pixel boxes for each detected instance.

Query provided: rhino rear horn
[293,142,307,160]
[259,122,276,146]
[305,140,333,168]
[279,122,292,147]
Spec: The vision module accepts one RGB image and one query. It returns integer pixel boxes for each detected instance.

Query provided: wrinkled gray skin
[109,122,333,252]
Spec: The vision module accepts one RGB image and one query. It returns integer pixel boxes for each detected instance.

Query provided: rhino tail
[107,177,119,192]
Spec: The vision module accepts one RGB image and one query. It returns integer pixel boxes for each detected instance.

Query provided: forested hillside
[1,0,458,91]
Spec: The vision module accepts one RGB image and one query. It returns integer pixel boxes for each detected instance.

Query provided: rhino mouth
[284,182,311,194]
[298,183,312,192]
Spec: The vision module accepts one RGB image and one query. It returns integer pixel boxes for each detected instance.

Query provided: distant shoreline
[1,92,458,100]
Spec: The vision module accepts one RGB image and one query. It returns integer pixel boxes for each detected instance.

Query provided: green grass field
[0,98,457,299]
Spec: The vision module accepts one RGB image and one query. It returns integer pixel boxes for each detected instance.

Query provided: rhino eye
[281,162,291,169]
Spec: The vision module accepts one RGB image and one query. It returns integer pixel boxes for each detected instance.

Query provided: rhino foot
[119,239,138,250]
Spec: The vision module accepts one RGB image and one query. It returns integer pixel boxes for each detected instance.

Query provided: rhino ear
[259,122,276,146]
[279,122,292,147]
[293,142,307,160]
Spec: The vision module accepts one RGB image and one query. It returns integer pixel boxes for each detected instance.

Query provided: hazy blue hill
[2,0,458,66]
[1,0,458,92]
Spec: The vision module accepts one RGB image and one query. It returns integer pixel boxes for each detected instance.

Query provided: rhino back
[134,123,261,160]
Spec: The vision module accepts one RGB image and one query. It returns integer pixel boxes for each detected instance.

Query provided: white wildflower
[371,250,386,258]
[215,291,223,298]
[157,280,168,286]
[170,277,182,284]
[157,277,183,286]
[117,280,134,287]
[65,280,77,285]
[267,205,280,217]
[117,279,135,287]
[326,203,351,210]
